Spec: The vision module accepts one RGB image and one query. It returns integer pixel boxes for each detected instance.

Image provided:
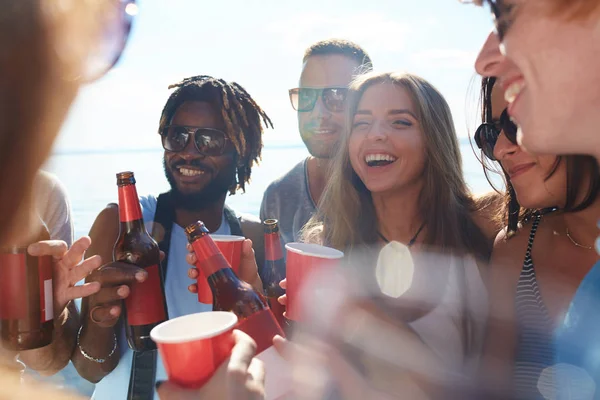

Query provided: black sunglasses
[160,126,231,156]
[289,87,348,113]
[474,108,518,160]
[83,0,137,82]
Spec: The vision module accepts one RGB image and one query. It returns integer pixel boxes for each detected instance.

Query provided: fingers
[64,282,101,302]
[278,294,287,306]
[280,279,287,289]
[58,236,92,266]
[272,335,289,360]
[187,284,198,294]
[237,240,262,293]
[186,243,198,266]
[187,268,199,280]
[69,255,103,283]
[230,357,265,400]
[27,240,68,258]
[89,304,122,327]
[159,250,166,262]
[228,330,258,381]
[92,285,130,304]
[241,239,253,256]
[186,252,197,266]
[92,262,147,286]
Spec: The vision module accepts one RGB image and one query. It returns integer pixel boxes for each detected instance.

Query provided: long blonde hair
[304,71,489,260]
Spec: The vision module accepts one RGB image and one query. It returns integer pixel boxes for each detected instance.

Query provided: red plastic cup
[195,235,245,304]
[212,235,245,274]
[285,243,344,321]
[150,311,237,389]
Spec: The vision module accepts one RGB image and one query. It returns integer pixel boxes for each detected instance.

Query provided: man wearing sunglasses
[77,75,272,399]
[260,39,373,246]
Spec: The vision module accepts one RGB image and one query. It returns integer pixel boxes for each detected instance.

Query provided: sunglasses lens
[162,127,189,152]
[194,129,227,156]
[297,89,319,112]
[83,0,136,82]
[323,88,348,112]
[476,124,499,160]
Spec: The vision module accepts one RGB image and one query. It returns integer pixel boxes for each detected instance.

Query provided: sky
[55,0,494,153]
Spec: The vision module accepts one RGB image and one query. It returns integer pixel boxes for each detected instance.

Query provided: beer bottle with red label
[262,219,287,329]
[114,171,168,352]
[185,221,284,354]
[0,218,54,351]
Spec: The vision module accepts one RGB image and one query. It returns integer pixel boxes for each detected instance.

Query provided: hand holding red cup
[150,311,238,389]
[284,243,344,321]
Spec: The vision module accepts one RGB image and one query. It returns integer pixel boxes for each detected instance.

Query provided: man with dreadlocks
[73,75,272,399]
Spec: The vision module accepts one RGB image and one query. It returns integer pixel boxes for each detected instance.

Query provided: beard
[163,158,236,211]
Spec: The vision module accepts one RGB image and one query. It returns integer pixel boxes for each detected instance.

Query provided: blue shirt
[554,222,600,398]
[92,195,231,400]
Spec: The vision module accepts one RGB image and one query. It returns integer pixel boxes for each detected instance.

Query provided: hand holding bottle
[27,236,103,316]
[186,239,263,295]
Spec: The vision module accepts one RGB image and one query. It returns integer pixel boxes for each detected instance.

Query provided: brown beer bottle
[114,171,168,351]
[185,221,285,354]
[0,218,54,351]
[262,219,287,329]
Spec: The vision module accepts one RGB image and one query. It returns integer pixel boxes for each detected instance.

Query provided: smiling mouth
[508,163,535,179]
[312,128,336,135]
[365,153,397,167]
[176,166,206,177]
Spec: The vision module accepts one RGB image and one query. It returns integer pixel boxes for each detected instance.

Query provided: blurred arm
[71,205,121,383]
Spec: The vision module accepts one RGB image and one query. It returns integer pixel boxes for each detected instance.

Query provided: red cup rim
[285,242,344,259]
[150,311,238,344]
[210,234,245,242]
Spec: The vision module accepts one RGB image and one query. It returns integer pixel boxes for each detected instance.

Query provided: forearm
[71,303,120,383]
[18,302,78,375]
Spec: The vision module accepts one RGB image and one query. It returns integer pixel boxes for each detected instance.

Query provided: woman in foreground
[0,1,263,399]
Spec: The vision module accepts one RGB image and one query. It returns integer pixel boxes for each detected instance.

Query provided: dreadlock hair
[303,39,373,73]
[159,75,273,194]
[476,77,600,238]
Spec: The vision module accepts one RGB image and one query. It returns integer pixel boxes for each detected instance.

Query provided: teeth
[314,129,334,135]
[179,167,204,177]
[504,81,525,104]
[365,154,397,163]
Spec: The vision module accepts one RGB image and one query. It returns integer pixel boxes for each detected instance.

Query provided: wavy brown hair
[477,77,600,237]
[304,71,489,261]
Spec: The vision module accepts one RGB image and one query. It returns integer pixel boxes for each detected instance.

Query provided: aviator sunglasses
[160,126,231,156]
[474,108,518,161]
[288,87,349,113]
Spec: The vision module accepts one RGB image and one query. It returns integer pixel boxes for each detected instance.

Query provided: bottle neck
[264,232,283,261]
[191,235,233,277]
[119,219,147,234]
[118,184,143,224]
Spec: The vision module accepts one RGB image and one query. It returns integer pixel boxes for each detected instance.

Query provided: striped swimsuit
[514,215,556,399]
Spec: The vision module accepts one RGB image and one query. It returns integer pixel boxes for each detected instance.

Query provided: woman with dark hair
[475,76,599,399]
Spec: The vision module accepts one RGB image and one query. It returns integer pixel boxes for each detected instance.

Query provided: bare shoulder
[90,203,119,231]
[490,220,533,272]
[471,191,504,243]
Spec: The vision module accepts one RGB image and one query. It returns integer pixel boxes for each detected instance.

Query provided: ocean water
[45,142,499,240]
